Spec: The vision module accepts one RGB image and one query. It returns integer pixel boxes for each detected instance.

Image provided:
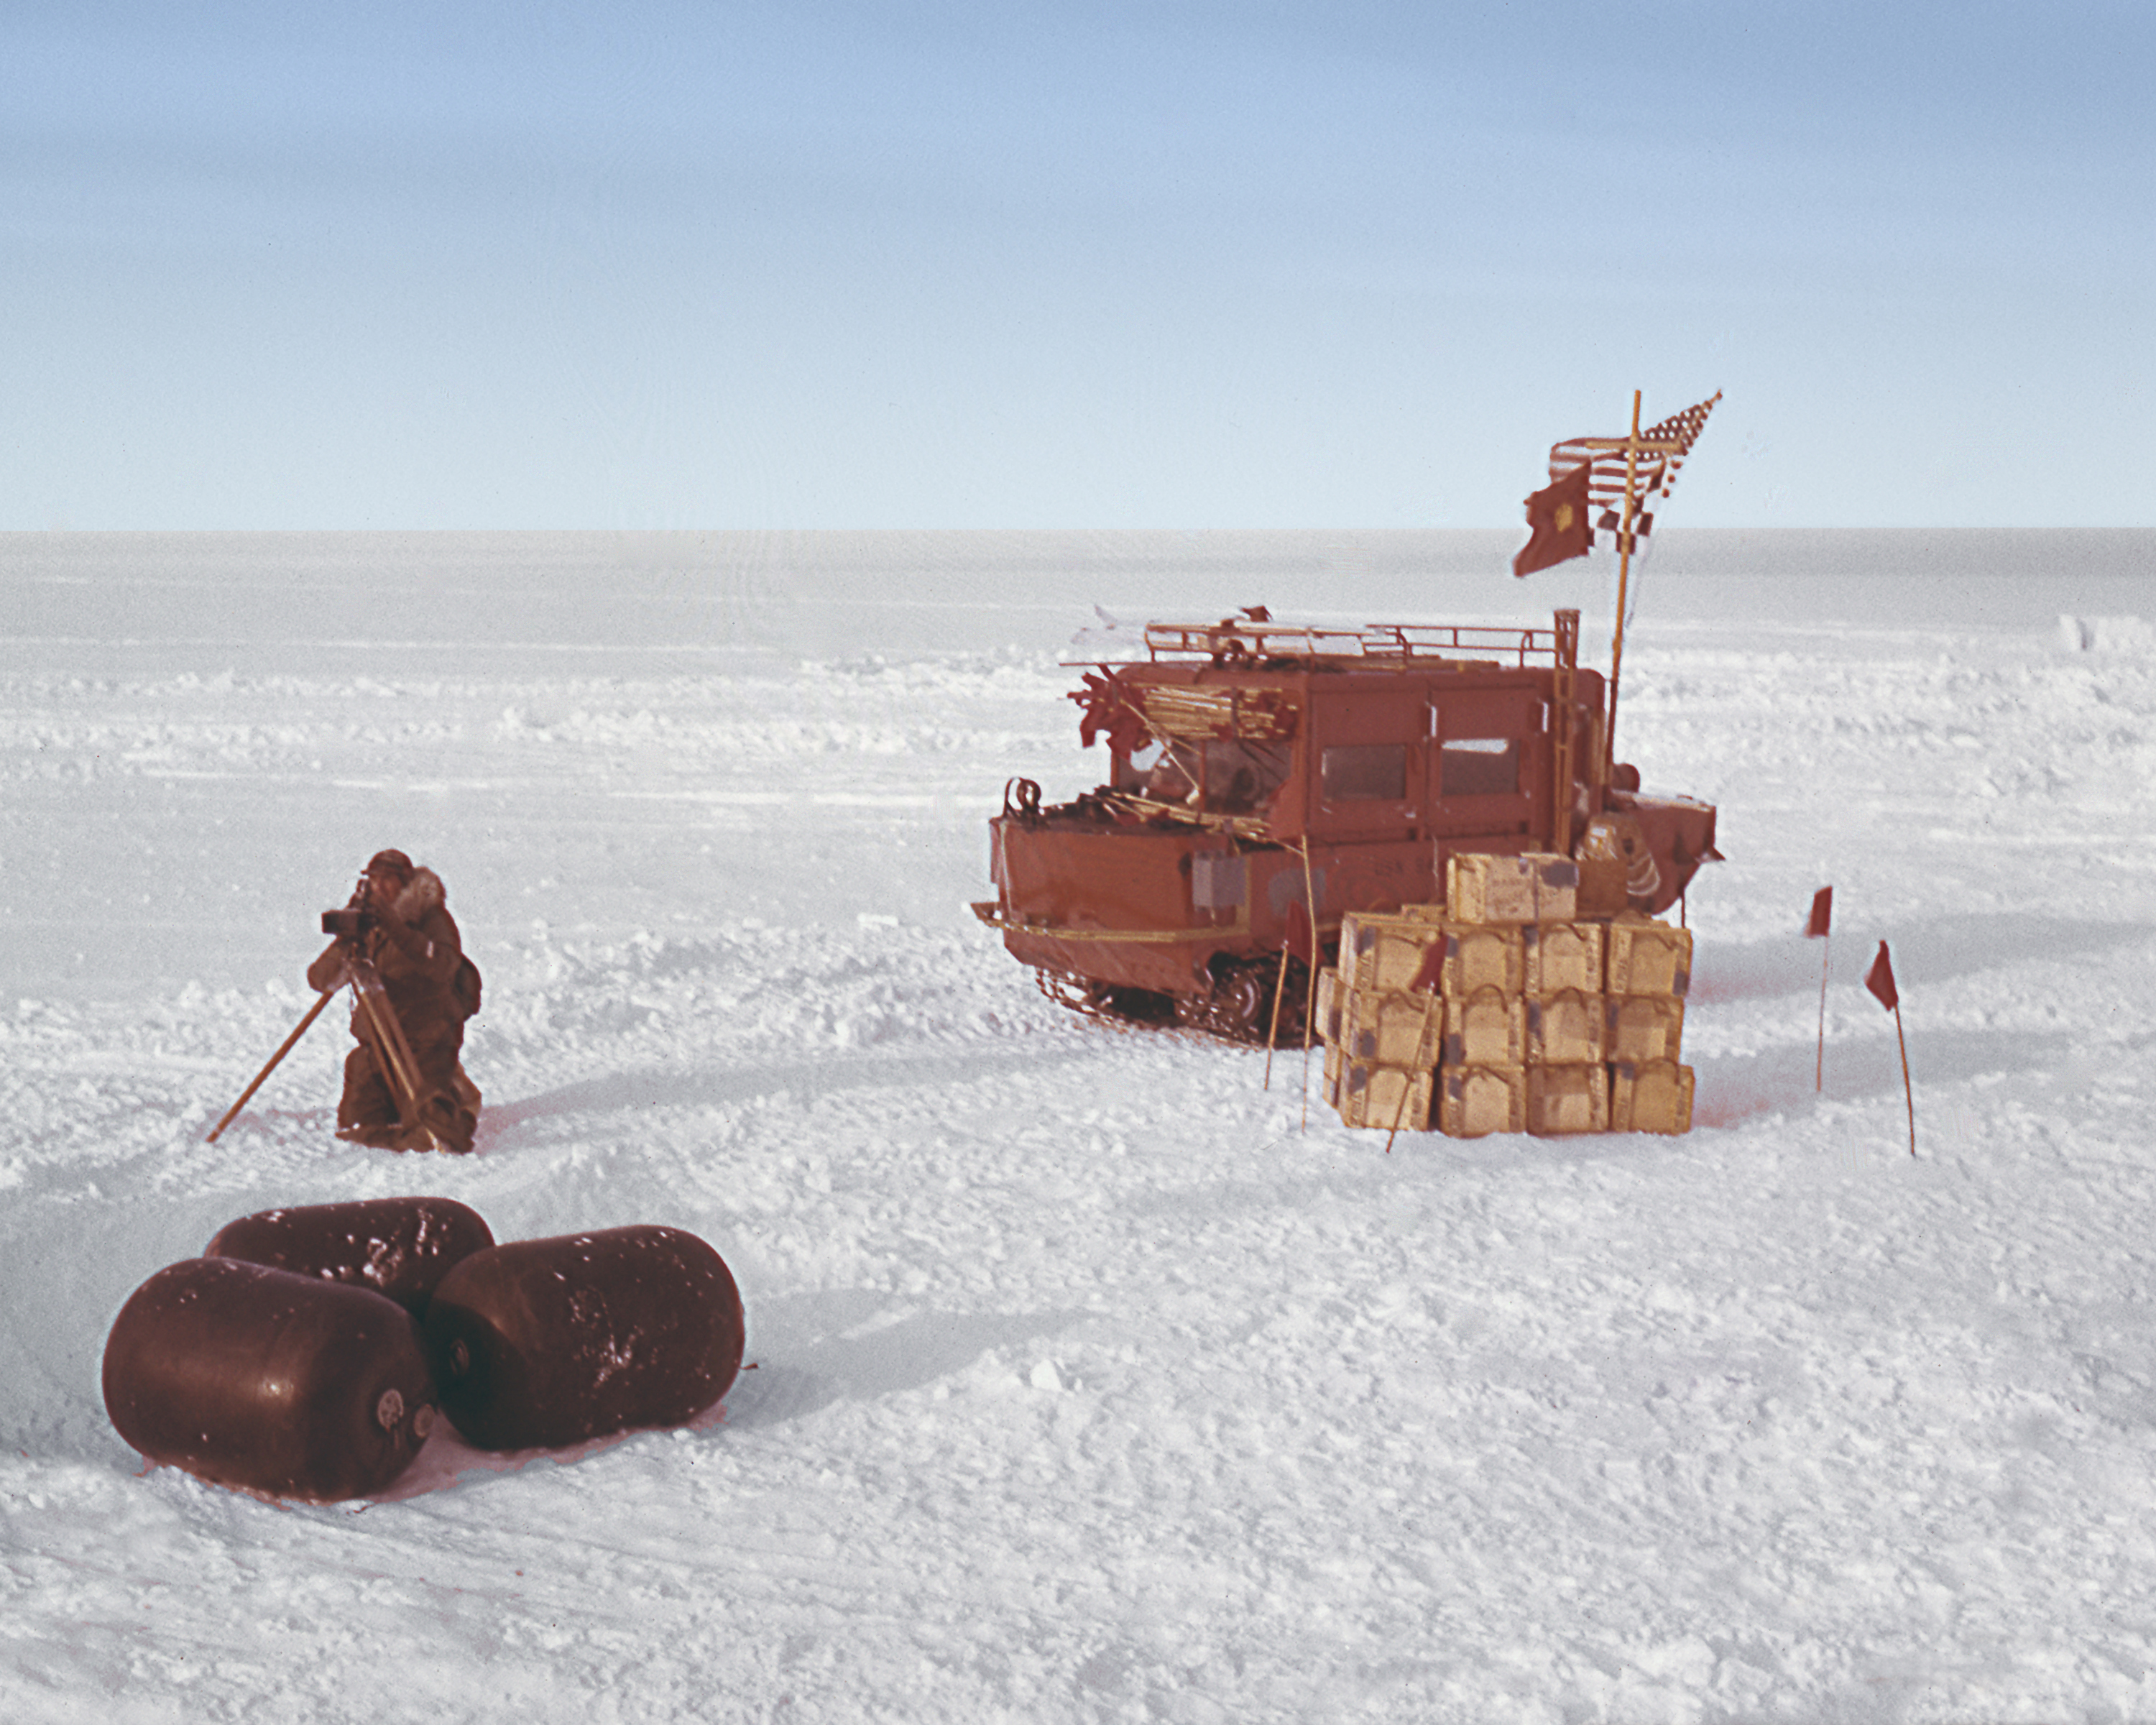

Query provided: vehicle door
[1306,684,1426,842]
[1428,684,1544,842]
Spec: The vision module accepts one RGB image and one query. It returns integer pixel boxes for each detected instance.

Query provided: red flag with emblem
[1512,461,1594,576]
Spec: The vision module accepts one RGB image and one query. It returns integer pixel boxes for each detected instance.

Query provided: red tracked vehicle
[973,607,1718,1041]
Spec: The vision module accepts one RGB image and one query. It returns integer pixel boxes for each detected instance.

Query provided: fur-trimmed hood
[390,866,445,921]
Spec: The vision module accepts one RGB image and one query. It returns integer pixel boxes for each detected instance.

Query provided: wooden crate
[1523,921,1606,995]
[1447,852,1579,924]
[1333,1061,1434,1131]
[1340,988,1445,1067]
[1526,988,1606,1066]
[1434,923,1525,998]
[1339,912,1442,995]
[1609,1059,1695,1135]
[1525,1063,1611,1136]
[1441,987,1526,1067]
[1437,1064,1527,1138]
[1606,915,1692,998]
[1606,995,1685,1063]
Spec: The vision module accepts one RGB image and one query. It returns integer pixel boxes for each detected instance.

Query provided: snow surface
[4,529,2156,1722]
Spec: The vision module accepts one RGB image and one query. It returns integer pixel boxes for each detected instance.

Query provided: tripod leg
[206,990,338,1143]
[349,965,444,1151]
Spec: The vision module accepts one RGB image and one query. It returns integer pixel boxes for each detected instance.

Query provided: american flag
[1547,391,1721,520]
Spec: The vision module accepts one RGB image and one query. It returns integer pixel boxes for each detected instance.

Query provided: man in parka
[307,849,480,1152]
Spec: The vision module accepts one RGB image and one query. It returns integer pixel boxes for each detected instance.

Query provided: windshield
[1116,739,1290,815]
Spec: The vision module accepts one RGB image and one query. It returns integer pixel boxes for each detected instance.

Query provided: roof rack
[1136,618,1562,669]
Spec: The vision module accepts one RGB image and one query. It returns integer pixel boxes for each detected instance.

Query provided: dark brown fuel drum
[103,1257,438,1501]
[206,1197,494,1317]
[424,1225,745,1450]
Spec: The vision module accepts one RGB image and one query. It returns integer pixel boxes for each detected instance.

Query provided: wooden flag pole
[1893,1003,1915,1156]
[1603,390,1644,781]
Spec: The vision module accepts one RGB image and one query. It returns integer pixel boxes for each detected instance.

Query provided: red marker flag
[1805,886,1833,939]
[1807,886,1833,1090]
[1866,940,1916,1154]
[1866,941,1899,1011]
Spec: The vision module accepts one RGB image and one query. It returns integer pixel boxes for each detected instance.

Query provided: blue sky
[4,1,2150,529]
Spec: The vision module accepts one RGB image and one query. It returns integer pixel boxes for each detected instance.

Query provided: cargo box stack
[1315,910,1450,1130]
[1605,911,1695,1133]
[1309,854,1695,1137]
[1441,853,1584,1135]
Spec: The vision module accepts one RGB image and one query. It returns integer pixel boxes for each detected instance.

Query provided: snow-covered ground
[4,529,2155,1722]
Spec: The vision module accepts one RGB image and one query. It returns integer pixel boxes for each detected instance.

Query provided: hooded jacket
[308,867,466,1049]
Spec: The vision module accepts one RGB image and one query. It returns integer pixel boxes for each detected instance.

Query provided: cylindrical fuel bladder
[206,1197,494,1318]
[424,1225,745,1450]
[103,1256,438,1501]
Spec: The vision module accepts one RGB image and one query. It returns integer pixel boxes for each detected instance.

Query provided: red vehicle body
[975,609,1718,1041]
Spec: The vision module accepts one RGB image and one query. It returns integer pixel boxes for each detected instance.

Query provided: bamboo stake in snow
[1893,1003,1916,1156]
[1383,994,1442,1154]
[1263,937,1289,1090]
[1864,939,1914,1156]
[1805,886,1834,1092]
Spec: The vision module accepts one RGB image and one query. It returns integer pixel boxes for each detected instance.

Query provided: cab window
[1204,740,1291,813]
[1440,737,1520,797]
[1119,738,1290,814]
[1321,743,1407,802]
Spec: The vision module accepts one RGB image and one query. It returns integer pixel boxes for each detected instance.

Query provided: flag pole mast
[1604,390,1644,782]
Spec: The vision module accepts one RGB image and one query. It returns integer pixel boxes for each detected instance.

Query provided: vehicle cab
[977,608,1716,1040]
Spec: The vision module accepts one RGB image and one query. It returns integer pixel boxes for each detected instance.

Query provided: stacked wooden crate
[1313,853,1695,1136]
[1317,906,1446,1131]
[1603,914,1695,1135]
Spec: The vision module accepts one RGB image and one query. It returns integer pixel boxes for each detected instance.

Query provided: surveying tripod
[206,957,448,1149]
